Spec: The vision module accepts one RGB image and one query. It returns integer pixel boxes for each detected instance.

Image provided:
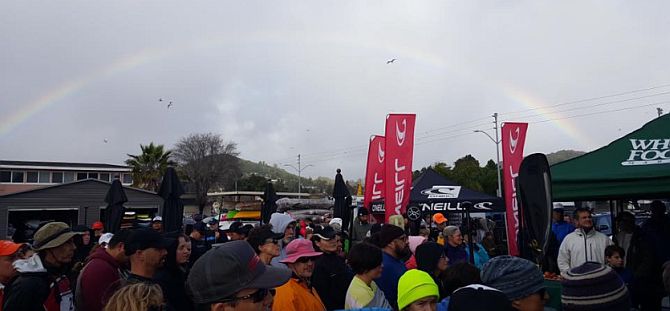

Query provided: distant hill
[238,159,337,193]
[546,150,586,165]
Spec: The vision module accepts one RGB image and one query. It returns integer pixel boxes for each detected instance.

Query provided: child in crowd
[604,245,633,288]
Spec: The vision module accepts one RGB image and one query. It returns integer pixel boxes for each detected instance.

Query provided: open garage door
[9,208,78,243]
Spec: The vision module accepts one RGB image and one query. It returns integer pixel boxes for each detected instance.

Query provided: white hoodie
[557,227,613,273]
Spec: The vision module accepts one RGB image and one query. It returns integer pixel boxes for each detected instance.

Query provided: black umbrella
[104,179,128,234]
[159,167,185,233]
[516,153,553,265]
[261,180,279,225]
[332,169,353,233]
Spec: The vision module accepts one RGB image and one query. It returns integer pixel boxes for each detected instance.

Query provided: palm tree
[125,143,175,192]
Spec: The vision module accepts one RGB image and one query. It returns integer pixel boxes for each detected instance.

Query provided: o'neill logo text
[420,201,494,212]
[509,127,520,154]
[509,164,520,239]
[377,142,385,164]
[420,186,462,198]
[396,119,407,146]
[621,139,670,166]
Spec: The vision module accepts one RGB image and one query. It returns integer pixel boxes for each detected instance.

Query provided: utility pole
[658,107,664,117]
[474,112,503,197]
[284,154,313,195]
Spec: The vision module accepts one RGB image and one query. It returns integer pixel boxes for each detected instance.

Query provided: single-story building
[0,179,162,241]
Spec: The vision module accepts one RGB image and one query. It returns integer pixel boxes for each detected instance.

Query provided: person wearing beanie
[374,224,410,311]
[561,262,631,311]
[415,242,449,299]
[351,208,372,247]
[405,235,428,270]
[448,284,515,311]
[397,269,439,311]
[480,255,547,311]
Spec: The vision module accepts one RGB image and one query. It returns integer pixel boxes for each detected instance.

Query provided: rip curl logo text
[396,119,407,146]
[377,141,385,164]
[509,127,520,154]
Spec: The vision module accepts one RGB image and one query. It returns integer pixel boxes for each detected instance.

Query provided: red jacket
[76,247,123,311]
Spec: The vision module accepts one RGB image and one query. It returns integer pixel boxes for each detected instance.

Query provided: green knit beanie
[397,269,439,310]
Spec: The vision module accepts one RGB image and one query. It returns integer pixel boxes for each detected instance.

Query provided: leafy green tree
[125,143,175,192]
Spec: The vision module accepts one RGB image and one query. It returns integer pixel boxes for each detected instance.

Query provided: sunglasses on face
[220,288,275,304]
[295,256,316,264]
[263,239,279,245]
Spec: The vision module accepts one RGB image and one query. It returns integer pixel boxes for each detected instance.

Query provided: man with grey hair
[444,226,467,264]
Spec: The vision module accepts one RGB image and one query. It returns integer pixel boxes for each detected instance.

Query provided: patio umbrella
[159,167,185,233]
[332,169,353,233]
[104,179,128,234]
[261,180,278,225]
[516,153,553,265]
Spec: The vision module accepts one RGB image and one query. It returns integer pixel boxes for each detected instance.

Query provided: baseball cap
[432,213,448,224]
[32,222,82,251]
[358,208,370,216]
[313,225,337,241]
[193,222,208,233]
[92,221,104,230]
[187,240,292,304]
[152,216,163,222]
[553,203,565,211]
[0,240,22,256]
[98,233,114,246]
[228,222,253,235]
[124,228,172,255]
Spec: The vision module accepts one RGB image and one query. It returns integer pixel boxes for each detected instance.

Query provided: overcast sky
[2,1,669,180]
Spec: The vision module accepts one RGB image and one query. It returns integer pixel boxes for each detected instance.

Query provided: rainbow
[0,47,170,136]
[497,83,593,147]
[1,31,588,149]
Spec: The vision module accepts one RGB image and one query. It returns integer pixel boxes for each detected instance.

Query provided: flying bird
[103,139,108,143]
[158,98,163,102]
[386,58,397,64]
[167,101,173,109]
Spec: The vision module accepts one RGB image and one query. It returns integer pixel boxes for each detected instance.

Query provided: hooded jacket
[76,247,124,311]
[4,254,75,311]
[557,228,613,273]
[269,213,296,267]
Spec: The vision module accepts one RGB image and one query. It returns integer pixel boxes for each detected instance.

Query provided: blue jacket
[552,221,575,245]
[374,252,406,311]
[464,243,490,269]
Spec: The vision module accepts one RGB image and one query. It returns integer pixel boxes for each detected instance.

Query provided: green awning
[551,114,670,201]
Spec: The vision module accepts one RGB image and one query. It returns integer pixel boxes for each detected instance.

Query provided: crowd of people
[0,201,668,311]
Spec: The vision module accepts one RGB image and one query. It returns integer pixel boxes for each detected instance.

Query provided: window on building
[0,171,10,183]
[11,171,24,183]
[99,173,110,182]
[63,172,75,183]
[26,171,38,183]
[88,172,99,179]
[52,172,64,183]
[122,173,132,184]
[38,171,50,183]
[76,172,88,180]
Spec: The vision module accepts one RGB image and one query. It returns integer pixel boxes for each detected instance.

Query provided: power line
[527,100,670,124]
[503,91,670,121]
[499,83,670,117]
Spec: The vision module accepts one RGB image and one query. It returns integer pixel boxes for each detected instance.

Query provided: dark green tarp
[551,114,670,201]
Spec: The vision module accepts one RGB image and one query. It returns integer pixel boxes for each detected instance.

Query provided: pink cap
[280,239,323,263]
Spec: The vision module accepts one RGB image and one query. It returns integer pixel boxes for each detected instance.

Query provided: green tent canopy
[551,114,670,201]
